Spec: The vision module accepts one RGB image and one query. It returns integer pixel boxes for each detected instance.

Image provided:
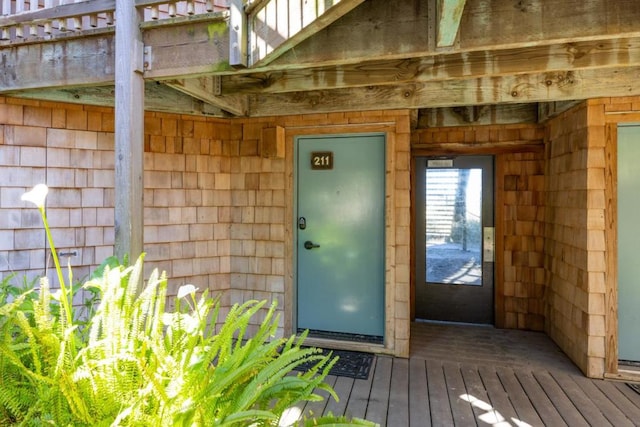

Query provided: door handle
[304,241,320,250]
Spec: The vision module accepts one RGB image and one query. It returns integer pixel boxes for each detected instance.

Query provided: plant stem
[40,206,73,327]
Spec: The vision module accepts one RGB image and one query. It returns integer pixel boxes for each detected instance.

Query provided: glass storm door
[415,156,494,324]
[618,125,640,362]
[296,134,385,341]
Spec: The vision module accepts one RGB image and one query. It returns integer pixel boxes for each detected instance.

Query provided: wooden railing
[0,0,229,42]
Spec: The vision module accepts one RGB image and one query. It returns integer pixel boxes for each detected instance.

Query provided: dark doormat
[295,348,374,380]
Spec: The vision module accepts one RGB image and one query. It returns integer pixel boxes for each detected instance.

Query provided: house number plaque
[311,152,333,170]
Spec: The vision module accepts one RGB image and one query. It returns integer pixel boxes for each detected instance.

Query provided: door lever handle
[304,241,320,250]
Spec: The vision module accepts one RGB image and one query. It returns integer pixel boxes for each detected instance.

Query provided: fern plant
[0,184,377,426]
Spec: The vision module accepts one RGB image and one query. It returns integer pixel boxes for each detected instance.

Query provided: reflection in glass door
[415,156,494,324]
[426,168,482,286]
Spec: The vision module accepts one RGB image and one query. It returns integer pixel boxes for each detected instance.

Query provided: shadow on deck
[291,322,640,426]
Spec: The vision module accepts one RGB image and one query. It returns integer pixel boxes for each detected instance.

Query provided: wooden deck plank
[531,371,588,426]
[476,365,521,426]
[324,375,355,418]
[387,358,410,426]
[550,371,613,426]
[442,362,477,426]
[596,381,640,420]
[364,355,393,426]
[409,358,431,427]
[610,381,640,411]
[426,359,455,426]
[461,366,500,425]
[571,377,636,427]
[495,367,545,426]
[292,324,640,426]
[514,370,567,426]
[302,374,337,420]
[343,356,377,420]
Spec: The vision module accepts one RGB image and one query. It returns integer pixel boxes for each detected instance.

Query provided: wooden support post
[114,0,144,262]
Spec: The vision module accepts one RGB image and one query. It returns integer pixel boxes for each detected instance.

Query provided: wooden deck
[290,322,640,426]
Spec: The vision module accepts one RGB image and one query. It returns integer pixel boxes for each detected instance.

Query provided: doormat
[294,348,374,380]
[627,383,640,395]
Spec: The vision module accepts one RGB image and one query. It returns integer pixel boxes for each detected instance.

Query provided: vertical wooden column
[114,0,144,261]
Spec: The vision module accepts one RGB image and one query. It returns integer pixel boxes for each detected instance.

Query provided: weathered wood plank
[460,366,495,424]
[247,67,640,116]
[142,18,231,80]
[0,33,116,91]
[443,362,476,426]
[165,77,248,116]
[495,367,544,425]
[514,370,567,426]
[609,382,640,413]
[571,376,635,426]
[272,0,640,68]
[386,358,409,426]
[10,83,226,116]
[437,0,466,47]
[343,356,376,420]
[408,358,431,427]
[532,371,588,425]
[223,37,640,94]
[364,355,392,426]
[550,371,613,426]
[417,105,538,128]
[324,375,355,418]
[425,359,455,425]
[477,366,521,425]
[596,381,640,421]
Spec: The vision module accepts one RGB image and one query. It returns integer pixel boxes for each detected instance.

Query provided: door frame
[293,133,386,340]
[283,125,402,354]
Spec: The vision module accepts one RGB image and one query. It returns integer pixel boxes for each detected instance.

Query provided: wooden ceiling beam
[246,66,640,116]
[220,36,640,94]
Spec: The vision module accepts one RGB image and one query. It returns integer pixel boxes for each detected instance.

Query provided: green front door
[296,134,385,341]
[618,125,640,362]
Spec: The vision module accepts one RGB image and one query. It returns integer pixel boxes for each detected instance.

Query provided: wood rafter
[246,67,640,116]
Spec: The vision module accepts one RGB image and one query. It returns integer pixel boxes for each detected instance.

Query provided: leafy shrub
[0,255,347,426]
[0,185,376,426]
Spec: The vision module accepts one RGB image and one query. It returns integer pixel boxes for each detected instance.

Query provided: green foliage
[0,255,348,426]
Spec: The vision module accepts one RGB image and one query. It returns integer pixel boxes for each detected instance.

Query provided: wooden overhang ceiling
[2,0,640,125]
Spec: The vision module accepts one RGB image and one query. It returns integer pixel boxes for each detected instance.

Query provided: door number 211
[310,152,333,170]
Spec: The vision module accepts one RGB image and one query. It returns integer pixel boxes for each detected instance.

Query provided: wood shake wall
[4,92,634,369]
[412,124,546,331]
[0,97,411,356]
[544,102,607,377]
